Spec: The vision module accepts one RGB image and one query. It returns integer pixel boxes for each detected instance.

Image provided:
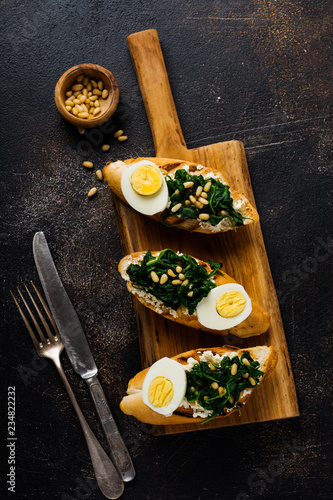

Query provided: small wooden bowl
[54,63,119,128]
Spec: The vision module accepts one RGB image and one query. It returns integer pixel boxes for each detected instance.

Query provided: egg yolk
[216,290,246,318]
[148,376,174,407]
[130,164,162,196]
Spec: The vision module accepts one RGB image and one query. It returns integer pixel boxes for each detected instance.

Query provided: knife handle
[85,375,135,482]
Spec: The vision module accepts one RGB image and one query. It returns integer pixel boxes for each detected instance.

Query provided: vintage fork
[11,283,124,500]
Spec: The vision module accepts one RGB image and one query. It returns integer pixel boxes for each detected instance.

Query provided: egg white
[196,283,252,330]
[142,357,187,416]
[121,160,169,216]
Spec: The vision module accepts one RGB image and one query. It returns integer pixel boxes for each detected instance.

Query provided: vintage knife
[33,231,135,482]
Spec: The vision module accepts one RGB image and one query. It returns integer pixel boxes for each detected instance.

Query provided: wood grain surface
[108,29,300,435]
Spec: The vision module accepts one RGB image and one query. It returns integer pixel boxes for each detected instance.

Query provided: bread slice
[120,345,278,425]
[103,157,259,233]
[119,251,270,338]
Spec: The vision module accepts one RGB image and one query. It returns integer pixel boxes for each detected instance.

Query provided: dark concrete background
[1,1,332,499]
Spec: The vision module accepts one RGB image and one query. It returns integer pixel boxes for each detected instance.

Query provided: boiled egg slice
[121,160,169,216]
[142,357,187,416]
[196,283,252,330]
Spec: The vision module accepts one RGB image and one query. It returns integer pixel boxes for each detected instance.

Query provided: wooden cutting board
[112,29,299,435]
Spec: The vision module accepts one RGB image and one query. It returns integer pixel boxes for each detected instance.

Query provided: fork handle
[53,360,124,499]
[85,375,135,482]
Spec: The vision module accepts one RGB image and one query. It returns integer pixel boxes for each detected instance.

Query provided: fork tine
[24,284,57,341]
[17,287,48,343]
[10,290,42,351]
[31,281,59,336]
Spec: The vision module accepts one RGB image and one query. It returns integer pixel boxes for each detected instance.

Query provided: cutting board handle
[127,29,188,158]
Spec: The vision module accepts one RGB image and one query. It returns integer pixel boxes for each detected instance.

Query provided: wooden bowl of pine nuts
[54,63,119,128]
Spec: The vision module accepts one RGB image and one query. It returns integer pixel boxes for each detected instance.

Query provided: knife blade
[33,231,135,482]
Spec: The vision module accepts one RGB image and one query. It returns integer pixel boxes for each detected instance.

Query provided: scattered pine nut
[118,135,128,142]
[196,186,203,197]
[178,273,185,280]
[249,377,256,386]
[172,279,182,285]
[150,271,159,283]
[88,187,97,198]
[242,358,251,366]
[82,161,93,168]
[195,201,204,209]
[211,382,219,390]
[189,195,196,204]
[101,144,110,152]
[184,181,194,188]
[198,197,209,205]
[184,200,191,206]
[182,279,189,286]
[167,269,176,277]
[160,274,168,285]
[171,203,182,213]
[209,362,216,371]
[218,386,225,396]
[176,266,182,273]
[204,181,211,192]
[229,395,234,404]
[114,129,124,138]
[198,213,210,220]
[96,170,103,181]
[187,291,194,297]
[231,363,238,376]
[242,373,249,379]
[175,189,180,195]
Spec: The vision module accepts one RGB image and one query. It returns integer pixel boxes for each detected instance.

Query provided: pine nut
[198,197,209,205]
[96,170,103,181]
[82,88,88,97]
[171,203,182,213]
[189,195,196,204]
[187,291,193,297]
[172,279,182,285]
[114,129,124,138]
[211,382,219,390]
[73,99,81,104]
[231,363,238,376]
[242,373,249,379]
[218,386,225,396]
[185,200,191,206]
[72,83,83,91]
[68,95,75,102]
[75,104,83,112]
[83,76,89,86]
[195,201,204,209]
[209,363,216,371]
[167,269,176,277]
[196,186,203,197]
[86,82,92,91]
[65,100,74,107]
[249,377,256,386]
[198,213,210,220]
[90,95,98,101]
[79,95,86,103]
[97,80,104,90]
[78,112,89,118]
[204,181,211,192]
[150,271,159,283]
[92,88,102,96]
[190,386,195,393]
[204,396,209,401]
[201,191,208,199]
[160,274,168,285]
[65,105,72,111]
[94,100,100,107]
[65,90,73,97]
[182,279,189,286]
[73,91,81,97]
[101,144,110,152]
[178,273,185,280]
[82,161,93,168]
[76,74,85,82]
[242,358,251,366]
[88,187,97,197]
[93,107,101,116]
[176,266,182,273]
[184,181,194,188]
[102,89,108,99]
[86,98,91,104]
[118,135,128,142]
[91,79,98,88]
[81,104,88,113]
[229,395,234,404]
[175,189,180,195]
[72,107,78,115]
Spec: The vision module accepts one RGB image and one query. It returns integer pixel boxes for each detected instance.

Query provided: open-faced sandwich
[103,157,259,233]
[119,249,270,338]
[120,345,278,425]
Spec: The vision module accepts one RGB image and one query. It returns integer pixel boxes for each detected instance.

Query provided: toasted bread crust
[103,157,259,233]
[119,345,278,425]
[119,251,270,338]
